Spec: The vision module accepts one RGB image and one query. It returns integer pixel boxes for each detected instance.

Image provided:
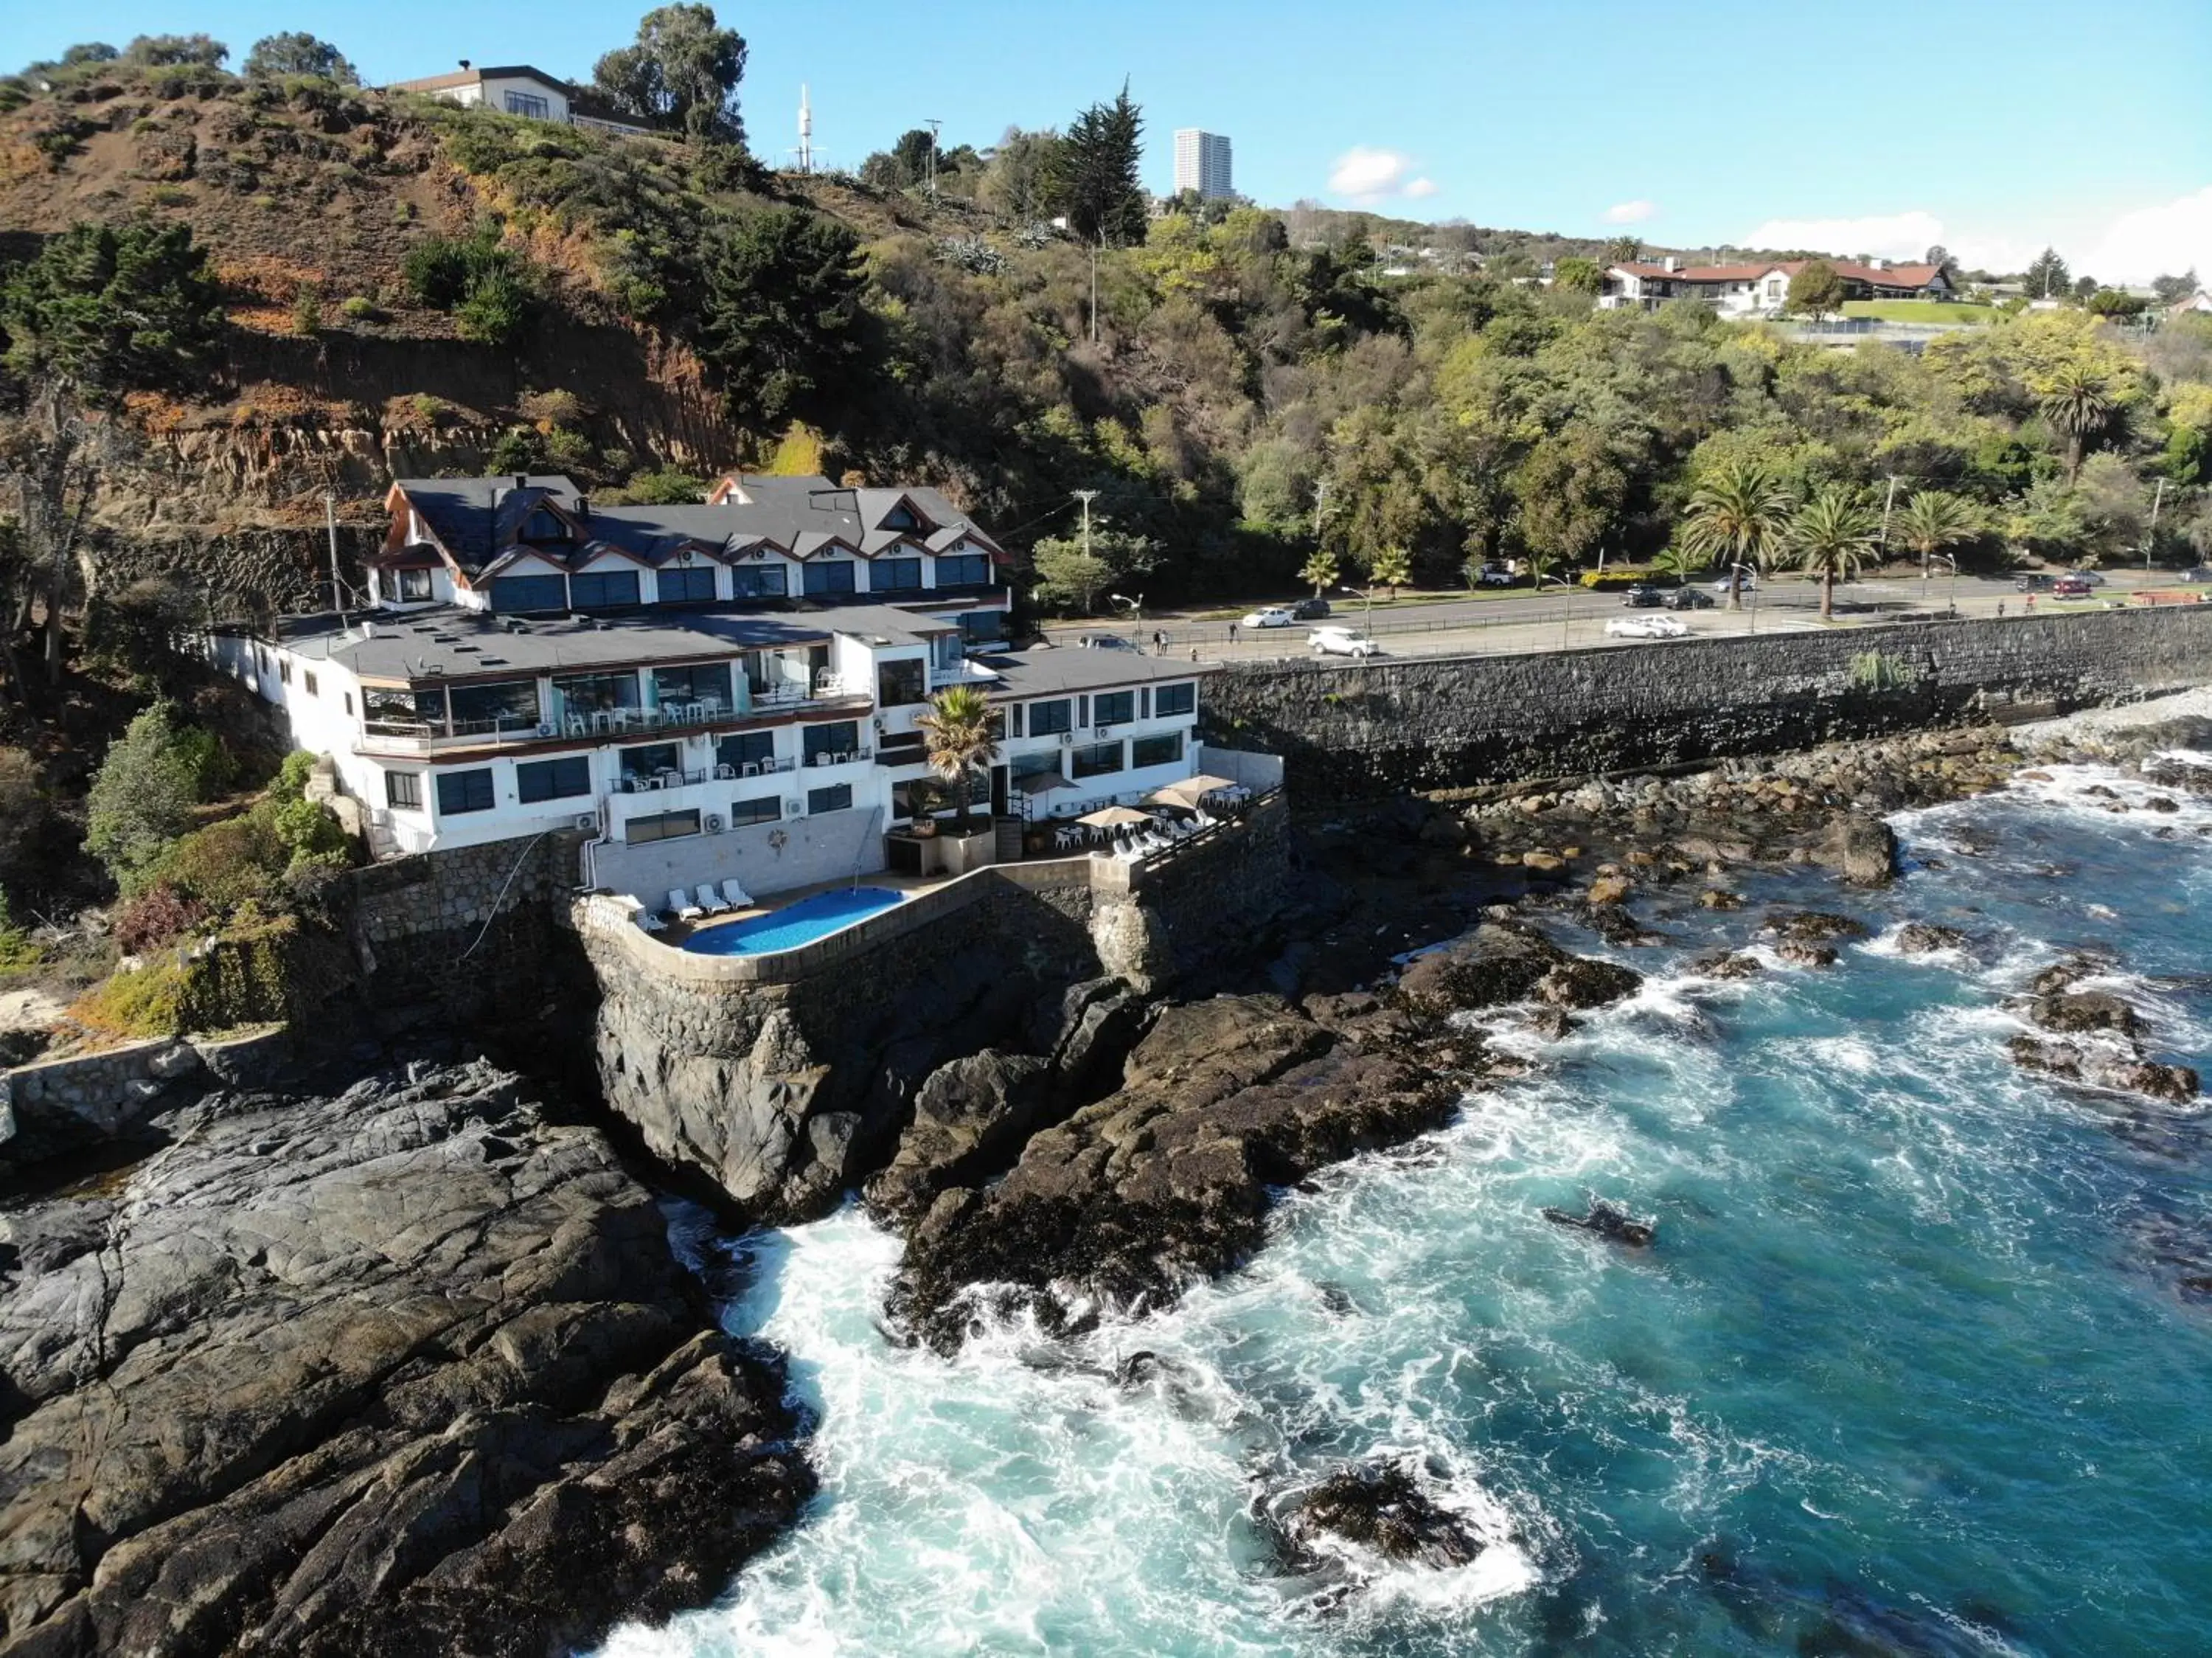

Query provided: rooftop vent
[514,474,529,490]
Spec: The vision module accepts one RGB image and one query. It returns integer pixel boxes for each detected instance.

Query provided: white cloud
[1738,209,1947,264]
[1327,147,1436,204]
[1604,200,1655,225]
[2082,186,2212,284]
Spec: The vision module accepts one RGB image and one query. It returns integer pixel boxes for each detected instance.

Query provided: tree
[694,208,866,429]
[1030,518,1157,613]
[1603,235,1642,266]
[978,128,1064,221]
[2087,288,2146,318]
[2037,361,2114,483]
[123,34,227,66]
[1924,243,1950,269]
[1784,260,1847,322]
[1048,83,1146,247]
[1368,544,1412,597]
[593,4,747,144]
[2025,246,2070,301]
[1299,549,1340,597]
[1680,459,1792,608]
[914,685,998,828]
[86,704,201,886]
[1552,256,1603,296]
[243,32,357,83]
[1512,427,1630,575]
[1894,490,1979,577]
[860,128,937,192]
[1787,487,1878,619]
[1,221,222,392]
[2152,268,2200,306]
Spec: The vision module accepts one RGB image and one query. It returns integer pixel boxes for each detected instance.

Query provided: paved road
[1042,572,2194,666]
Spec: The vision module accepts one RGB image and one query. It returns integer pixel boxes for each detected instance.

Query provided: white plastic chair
[668,888,703,921]
[720,878,752,909]
[695,884,729,915]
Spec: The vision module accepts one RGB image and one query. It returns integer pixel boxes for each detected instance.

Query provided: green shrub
[403,236,476,308]
[69,956,189,1038]
[1578,566,1660,590]
[338,294,378,322]
[0,890,44,974]
[150,813,285,912]
[291,281,321,336]
[86,704,201,886]
[602,468,706,505]
[272,749,319,799]
[1846,651,1920,691]
[147,183,192,206]
[455,266,532,344]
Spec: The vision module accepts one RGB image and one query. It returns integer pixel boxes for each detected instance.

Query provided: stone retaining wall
[1,1025,293,1165]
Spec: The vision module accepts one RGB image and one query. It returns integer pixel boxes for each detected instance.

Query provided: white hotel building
[206,473,1222,901]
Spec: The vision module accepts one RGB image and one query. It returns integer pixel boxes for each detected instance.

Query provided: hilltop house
[1599,257,1953,315]
[204,474,1222,903]
[387,61,650,137]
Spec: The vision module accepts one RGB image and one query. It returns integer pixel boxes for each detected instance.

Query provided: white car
[1710,572,1759,592]
[1308,625,1379,658]
[1605,614,1688,639]
[1476,566,1514,587]
[1240,607,1295,629]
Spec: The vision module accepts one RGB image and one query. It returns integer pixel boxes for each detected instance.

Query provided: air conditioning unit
[574,812,600,834]
[1095,724,1116,738]
[783,797,804,818]
[536,723,554,738]
[1058,731,1076,746]
[703,812,726,834]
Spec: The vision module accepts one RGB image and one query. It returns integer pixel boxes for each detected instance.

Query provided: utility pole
[1878,474,1899,561]
[1312,477,1330,542]
[924,117,941,200]
[1073,489,1099,561]
[2144,477,2167,570]
[324,490,348,622]
[1090,242,1100,345]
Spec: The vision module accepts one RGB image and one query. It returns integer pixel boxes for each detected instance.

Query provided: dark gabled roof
[394,476,581,576]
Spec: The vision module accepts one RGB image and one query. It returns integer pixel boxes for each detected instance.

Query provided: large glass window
[802,560,857,596]
[504,91,550,119]
[492,575,567,613]
[626,808,700,844]
[386,770,423,809]
[717,731,777,772]
[619,742,682,788]
[1132,731,1185,769]
[517,755,593,802]
[804,721,862,763]
[551,672,641,728]
[656,565,717,604]
[363,686,442,734]
[876,658,925,707]
[653,662,732,715]
[1028,698,1072,736]
[730,794,781,826]
[1070,740,1124,780]
[571,569,640,609]
[729,563,788,600]
[807,783,853,815]
[1154,681,1197,718]
[1093,690,1135,726]
[872,558,922,592]
[936,553,991,587]
[436,769,495,814]
[449,679,540,734]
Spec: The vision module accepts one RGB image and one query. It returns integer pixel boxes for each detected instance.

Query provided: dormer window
[523,508,569,542]
[882,502,921,531]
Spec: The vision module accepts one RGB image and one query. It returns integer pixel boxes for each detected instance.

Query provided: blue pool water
[680,885,905,955]
[608,763,2212,1657]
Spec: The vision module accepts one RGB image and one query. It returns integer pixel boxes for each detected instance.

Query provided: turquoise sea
[602,762,2212,1658]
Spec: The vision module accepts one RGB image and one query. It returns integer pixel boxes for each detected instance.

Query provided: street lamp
[1726,563,1759,631]
[1929,553,1958,616]
[1338,583,1375,637]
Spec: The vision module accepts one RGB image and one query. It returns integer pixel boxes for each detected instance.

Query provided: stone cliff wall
[1202,608,2212,798]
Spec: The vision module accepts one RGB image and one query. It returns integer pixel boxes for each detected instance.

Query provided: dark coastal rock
[1766,909,1871,944]
[1523,1006,1579,1040]
[1394,920,1637,1015]
[2031,990,2143,1038]
[1895,923,1969,955]
[1816,814,1899,887]
[888,996,1463,1350]
[2008,1036,2199,1103]
[1691,951,1764,980]
[1776,941,1840,968]
[1699,887,1744,910]
[864,1049,1055,1223]
[0,1061,812,1657]
[1534,957,1643,1009]
[1543,1199,1655,1247]
[1276,1463,1484,1571]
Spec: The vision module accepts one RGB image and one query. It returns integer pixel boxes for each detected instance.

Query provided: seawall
[1200,607,2212,798]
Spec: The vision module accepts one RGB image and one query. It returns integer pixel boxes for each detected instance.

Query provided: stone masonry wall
[1202,607,2212,799]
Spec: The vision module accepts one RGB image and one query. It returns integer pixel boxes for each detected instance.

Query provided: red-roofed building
[1599,257,1953,315]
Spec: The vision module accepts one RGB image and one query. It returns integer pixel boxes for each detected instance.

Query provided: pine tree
[1050,83,1147,248]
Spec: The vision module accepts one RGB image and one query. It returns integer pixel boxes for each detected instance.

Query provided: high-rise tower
[1172,130,1233,201]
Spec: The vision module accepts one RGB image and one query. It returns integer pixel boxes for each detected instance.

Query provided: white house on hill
[1600,257,1953,316]
[387,62,650,137]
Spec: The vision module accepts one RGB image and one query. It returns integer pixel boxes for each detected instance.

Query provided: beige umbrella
[1143,774,1241,808]
[1079,805,1152,828]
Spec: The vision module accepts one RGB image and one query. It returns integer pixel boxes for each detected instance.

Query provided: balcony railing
[359,714,548,751]
[801,747,874,769]
[618,756,796,793]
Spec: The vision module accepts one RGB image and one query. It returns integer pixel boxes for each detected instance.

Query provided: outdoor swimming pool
[681,886,905,956]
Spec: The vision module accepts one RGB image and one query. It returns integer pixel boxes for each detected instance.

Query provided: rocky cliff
[0,1056,812,1657]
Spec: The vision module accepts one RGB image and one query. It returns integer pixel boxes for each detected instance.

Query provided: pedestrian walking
[1228,623,1239,645]
[1997,600,2006,618]
[1152,628,1166,654]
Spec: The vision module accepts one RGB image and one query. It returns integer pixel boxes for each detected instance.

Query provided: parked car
[1308,625,1379,657]
[1081,634,1138,651]
[1621,585,1666,608]
[1711,572,1759,592]
[1240,607,1295,629]
[2068,569,2107,587]
[1666,588,1716,611]
[2015,572,2056,592]
[1291,597,1332,620]
[2181,568,2212,584]
[1475,563,1515,587]
[1605,614,1688,639]
[2051,575,2095,599]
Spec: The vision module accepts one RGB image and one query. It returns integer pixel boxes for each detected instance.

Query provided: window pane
[552,673,641,720]
[517,756,593,802]
[730,794,781,826]
[876,659,925,707]
[1132,732,1183,769]
[1069,741,1124,779]
[1093,690,1135,725]
[436,769,495,814]
[657,566,716,603]
[449,679,540,732]
[1154,682,1196,717]
[807,784,853,814]
[627,808,700,844]
[873,558,922,592]
[731,564,788,598]
[1028,699,1071,735]
[386,770,423,809]
[572,570,640,609]
[619,743,681,786]
[802,561,857,595]
[803,721,860,761]
[937,554,990,586]
[493,575,567,613]
[653,662,732,712]
[717,732,776,770]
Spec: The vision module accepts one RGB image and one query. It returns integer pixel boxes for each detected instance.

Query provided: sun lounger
[719,878,753,909]
[668,888,703,921]
[695,884,729,915]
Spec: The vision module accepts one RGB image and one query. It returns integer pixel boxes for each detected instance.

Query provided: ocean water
[602,764,2212,1658]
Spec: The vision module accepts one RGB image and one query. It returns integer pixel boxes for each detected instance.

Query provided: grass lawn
[1840,299,1999,326]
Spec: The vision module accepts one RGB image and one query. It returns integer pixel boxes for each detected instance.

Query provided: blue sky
[7,0,2210,278]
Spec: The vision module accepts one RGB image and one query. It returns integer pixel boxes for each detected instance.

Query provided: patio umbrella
[1143,774,1241,808]
[1078,805,1152,828]
[1014,770,1075,795]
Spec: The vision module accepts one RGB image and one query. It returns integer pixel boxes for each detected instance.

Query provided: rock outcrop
[1274,1463,1485,1571]
[0,1060,812,1657]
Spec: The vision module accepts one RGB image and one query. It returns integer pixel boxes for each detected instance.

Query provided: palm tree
[1787,487,1879,619]
[1894,490,1980,584]
[1299,549,1340,598]
[1522,547,1561,590]
[1368,544,1412,599]
[1680,459,1792,609]
[914,684,998,829]
[1650,544,1703,585]
[2039,364,2113,484]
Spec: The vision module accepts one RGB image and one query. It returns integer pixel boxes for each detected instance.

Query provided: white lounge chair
[635,909,666,933]
[719,878,753,910]
[668,888,703,922]
[695,884,730,915]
